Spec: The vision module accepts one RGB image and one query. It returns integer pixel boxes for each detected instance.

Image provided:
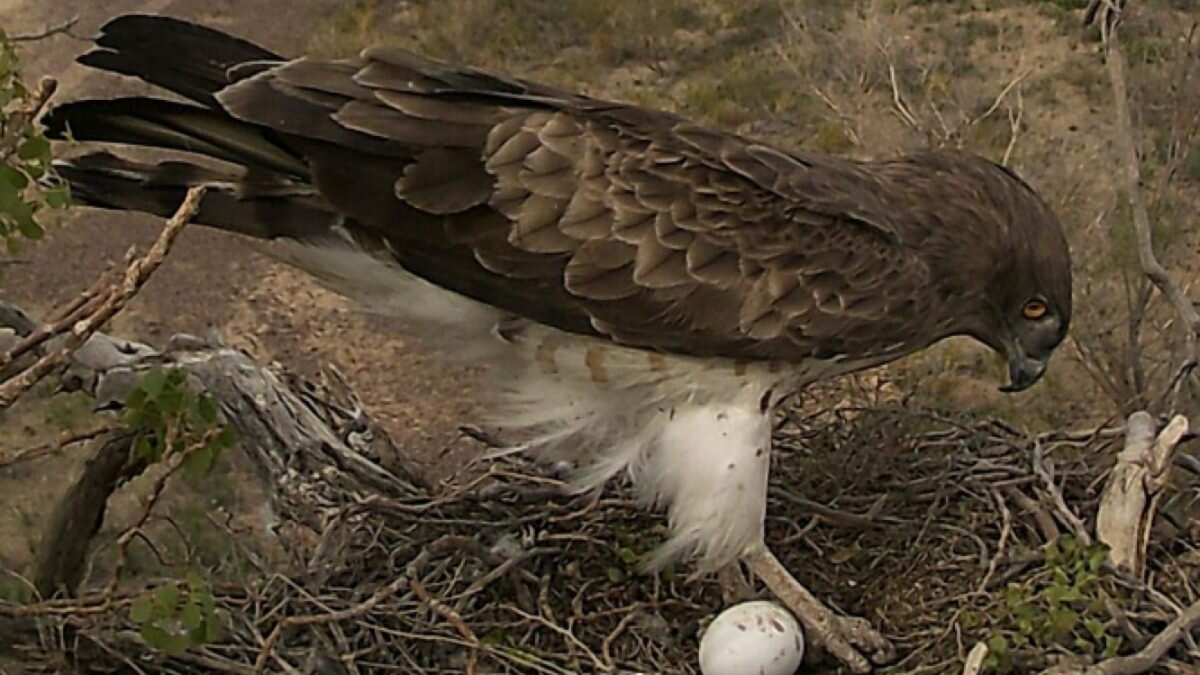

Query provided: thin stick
[10,16,82,42]
[0,423,117,469]
[0,186,205,408]
[253,574,413,673]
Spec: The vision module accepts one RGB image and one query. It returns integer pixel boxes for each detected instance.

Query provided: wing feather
[213,48,935,362]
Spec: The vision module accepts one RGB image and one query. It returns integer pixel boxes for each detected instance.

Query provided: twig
[977,490,1012,592]
[1032,441,1092,546]
[0,185,206,408]
[973,68,1033,125]
[411,577,479,646]
[0,423,116,469]
[0,77,56,159]
[1002,88,1024,167]
[10,16,84,42]
[253,573,413,673]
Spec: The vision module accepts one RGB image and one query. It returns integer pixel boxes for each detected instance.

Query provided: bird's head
[894,152,1073,393]
[957,159,1071,392]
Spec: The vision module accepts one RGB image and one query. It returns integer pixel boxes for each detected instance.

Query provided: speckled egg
[698,600,805,675]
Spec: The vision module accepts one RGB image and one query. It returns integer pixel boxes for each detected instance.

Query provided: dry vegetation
[3,1,1200,674]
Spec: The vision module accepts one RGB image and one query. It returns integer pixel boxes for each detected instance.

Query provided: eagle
[44,14,1072,672]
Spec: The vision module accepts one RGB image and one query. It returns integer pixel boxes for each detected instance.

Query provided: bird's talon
[804,613,892,673]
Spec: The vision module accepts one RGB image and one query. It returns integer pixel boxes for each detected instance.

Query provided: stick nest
[3,362,1198,675]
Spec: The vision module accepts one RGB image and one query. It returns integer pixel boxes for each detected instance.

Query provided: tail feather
[43,98,308,178]
[54,153,339,240]
[79,14,282,105]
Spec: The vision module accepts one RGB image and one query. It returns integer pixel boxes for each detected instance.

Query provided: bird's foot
[743,545,895,673]
[716,561,755,604]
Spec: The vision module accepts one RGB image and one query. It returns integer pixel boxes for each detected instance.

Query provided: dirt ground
[0,0,482,582]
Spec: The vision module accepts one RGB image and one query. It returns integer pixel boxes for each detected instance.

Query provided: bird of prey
[44,14,1072,672]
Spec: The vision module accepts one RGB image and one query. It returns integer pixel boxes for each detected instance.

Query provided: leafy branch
[0,29,67,259]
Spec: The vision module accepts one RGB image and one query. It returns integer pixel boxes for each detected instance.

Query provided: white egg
[699,600,805,675]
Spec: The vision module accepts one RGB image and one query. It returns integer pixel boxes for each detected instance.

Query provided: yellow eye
[1023,299,1048,320]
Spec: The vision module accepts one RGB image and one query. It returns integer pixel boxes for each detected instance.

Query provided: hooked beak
[998,339,1047,393]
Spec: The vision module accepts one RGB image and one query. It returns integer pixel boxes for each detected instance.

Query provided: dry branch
[32,431,140,598]
[1088,2,1200,395]
[1097,411,1189,575]
[0,185,206,408]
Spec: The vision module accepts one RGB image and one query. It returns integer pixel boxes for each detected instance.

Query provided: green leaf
[986,634,1009,655]
[183,447,217,477]
[13,207,42,240]
[159,386,184,416]
[131,435,154,462]
[0,164,28,190]
[196,396,218,425]
[1060,536,1078,557]
[215,425,237,449]
[141,623,170,650]
[16,135,49,162]
[1103,635,1122,658]
[1048,608,1079,640]
[167,368,188,387]
[44,186,70,209]
[141,368,167,401]
[1003,585,1024,608]
[153,584,180,615]
[959,610,979,629]
[204,611,223,642]
[129,595,154,623]
[125,387,147,412]
[181,601,204,632]
[1044,539,1061,566]
[162,632,191,656]
[185,570,206,592]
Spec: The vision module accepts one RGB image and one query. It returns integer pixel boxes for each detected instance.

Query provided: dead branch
[0,297,425,514]
[1089,2,1200,394]
[1096,411,1189,575]
[9,16,83,42]
[32,431,141,599]
[0,422,117,469]
[0,185,205,408]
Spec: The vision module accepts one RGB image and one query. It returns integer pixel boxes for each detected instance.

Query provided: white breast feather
[272,240,794,569]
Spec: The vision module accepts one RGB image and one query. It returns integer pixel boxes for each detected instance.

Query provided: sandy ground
[0,2,484,576]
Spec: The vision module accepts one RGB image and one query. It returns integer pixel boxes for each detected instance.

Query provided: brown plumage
[46,16,1073,670]
[46,15,1070,379]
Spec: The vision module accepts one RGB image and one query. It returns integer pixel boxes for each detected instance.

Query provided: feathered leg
[633,391,895,672]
